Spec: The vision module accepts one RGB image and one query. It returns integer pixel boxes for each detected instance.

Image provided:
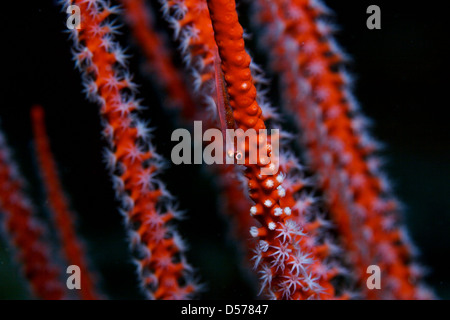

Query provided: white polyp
[274,207,283,216]
[259,240,269,252]
[276,173,284,183]
[265,179,274,188]
[264,199,273,208]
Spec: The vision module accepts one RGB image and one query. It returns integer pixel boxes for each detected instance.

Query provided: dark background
[0,0,448,299]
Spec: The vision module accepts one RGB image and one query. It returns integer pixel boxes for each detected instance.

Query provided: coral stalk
[121,0,196,118]
[63,0,197,299]
[0,126,65,299]
[252,0,431,299]
[31,105,99,300]
[159,0,352,300]
[159,0,220,123]
[206,0,341,299]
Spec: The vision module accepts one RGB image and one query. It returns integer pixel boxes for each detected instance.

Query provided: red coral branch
[252,0,432,299]
[0,127,65,300]
[31,105,99,300]
[64,0,198,299]
[121,0,196,118]
[206,0,342,299]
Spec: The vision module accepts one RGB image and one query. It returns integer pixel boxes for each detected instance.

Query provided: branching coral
[0,0,435,300]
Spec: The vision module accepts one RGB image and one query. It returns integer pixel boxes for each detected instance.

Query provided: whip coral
[250,0,432,299]
[31,105,99,300]
[206,0,342,299]
[0,0,440,300]
[63,0,199,299]
[0,124,65,300]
